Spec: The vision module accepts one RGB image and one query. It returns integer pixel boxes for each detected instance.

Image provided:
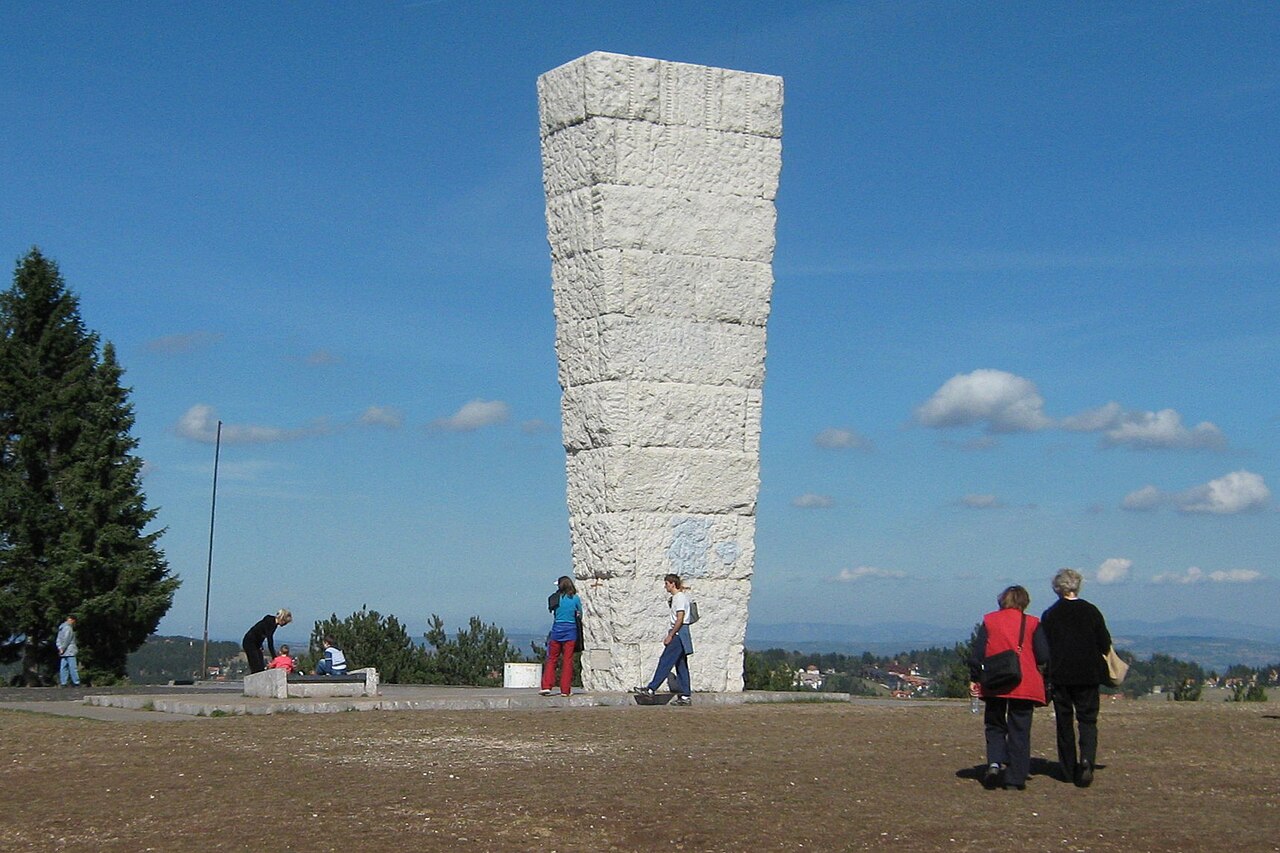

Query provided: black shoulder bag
[979,613,1025,693]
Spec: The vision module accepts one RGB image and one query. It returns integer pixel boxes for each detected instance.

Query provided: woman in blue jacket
[540,576,582,697]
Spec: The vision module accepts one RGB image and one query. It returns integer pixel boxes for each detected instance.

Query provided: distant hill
[1109,636,1280,673]
[128,635,244,683]
[747,621,967,648]
[1110,617,1280,644]
[744,620,1280,671]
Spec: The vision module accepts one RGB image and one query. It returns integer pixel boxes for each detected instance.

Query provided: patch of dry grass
[1,700,1276,851]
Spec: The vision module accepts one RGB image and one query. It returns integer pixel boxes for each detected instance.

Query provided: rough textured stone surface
[552,249,773,326]
[540,52,781,693]
[244,668,287,699]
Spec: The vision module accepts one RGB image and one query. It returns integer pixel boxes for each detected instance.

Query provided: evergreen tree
[423,614,523,686]
[308,607,431,683]
[0,249,178,684]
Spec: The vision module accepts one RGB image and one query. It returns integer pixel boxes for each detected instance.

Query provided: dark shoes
[982,763,1003,790]
[1075,759,1094,788]
[672,695,692,706]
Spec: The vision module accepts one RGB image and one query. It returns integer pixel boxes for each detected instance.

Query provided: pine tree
[0,248,178,684]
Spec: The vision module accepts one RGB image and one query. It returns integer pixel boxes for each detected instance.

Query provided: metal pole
[201,420,223,680]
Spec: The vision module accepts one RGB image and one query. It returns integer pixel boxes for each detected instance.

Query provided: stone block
[541,118,782,200]
[244,668,287,699]
[579,574,749,693]
[538,51,783,138]
[567,511,755,585]
[551,249,773,326]
[545,184,777,263]
[555,315,767,388]
[565,446,759,515]
[560,381,758,452]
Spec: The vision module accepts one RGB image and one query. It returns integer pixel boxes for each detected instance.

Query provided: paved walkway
[0,683,855,721]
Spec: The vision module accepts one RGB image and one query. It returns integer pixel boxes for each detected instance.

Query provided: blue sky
[3,2,1276,644]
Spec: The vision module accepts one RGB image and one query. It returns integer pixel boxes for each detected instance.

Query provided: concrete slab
[0,699,215,722]
[76,684,850,719]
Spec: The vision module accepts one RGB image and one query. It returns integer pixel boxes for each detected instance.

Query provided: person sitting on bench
[314,637,348,676]
[268,643,298,673]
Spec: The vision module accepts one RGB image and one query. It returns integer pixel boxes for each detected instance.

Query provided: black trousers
[243,642,266,674]
[1052,683,1100,779]
[983,697,1036,786]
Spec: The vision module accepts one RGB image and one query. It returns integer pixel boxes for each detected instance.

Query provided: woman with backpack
[540,576,582,697]
[633,574,694,706]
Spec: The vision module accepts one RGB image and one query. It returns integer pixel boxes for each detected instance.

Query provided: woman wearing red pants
[540,576,582,697]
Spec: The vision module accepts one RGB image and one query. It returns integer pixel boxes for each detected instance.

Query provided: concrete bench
[244,667,379,699]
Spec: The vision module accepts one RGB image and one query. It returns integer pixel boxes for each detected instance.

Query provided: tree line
[304,608,526,685]
[744,639,1277,701]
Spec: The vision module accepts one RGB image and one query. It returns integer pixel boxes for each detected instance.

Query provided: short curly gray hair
[1051,568,1083,596]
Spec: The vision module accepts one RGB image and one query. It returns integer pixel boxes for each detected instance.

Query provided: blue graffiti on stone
[668,517,740,578]
[668,517,712,578]
[715,540,741,565]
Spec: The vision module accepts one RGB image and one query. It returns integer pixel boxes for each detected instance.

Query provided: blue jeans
[316,660,346,676]
[646,639,690,696]
[59,655,80,686]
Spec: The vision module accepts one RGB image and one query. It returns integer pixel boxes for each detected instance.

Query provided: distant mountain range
[744,618,1280,672]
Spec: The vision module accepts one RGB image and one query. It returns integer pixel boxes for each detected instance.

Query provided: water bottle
[970,695,981,714]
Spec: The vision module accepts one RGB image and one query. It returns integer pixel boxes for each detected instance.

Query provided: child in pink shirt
[268,643,297,673]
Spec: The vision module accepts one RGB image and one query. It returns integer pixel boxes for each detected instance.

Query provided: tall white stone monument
[538,52,782,692]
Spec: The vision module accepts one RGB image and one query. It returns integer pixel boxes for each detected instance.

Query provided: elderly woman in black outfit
[242,609,292,674]
[1041,568,1112,787]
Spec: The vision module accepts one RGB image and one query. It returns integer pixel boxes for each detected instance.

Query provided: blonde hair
[276,609,292,624]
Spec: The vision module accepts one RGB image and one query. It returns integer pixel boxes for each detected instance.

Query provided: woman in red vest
[969,585,1049,790]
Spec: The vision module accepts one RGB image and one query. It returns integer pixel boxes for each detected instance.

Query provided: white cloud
[1151,566,1265,584]
[1175,470,1270,514]
[960,493,1002,509]
[176,404,320,444]
[1207,569,1264,583]
[916,372,1227,451]
[430,399,510,432]
[520,419,554,435]
[1099,409,1225,450]
[306,349,339,366]
[835,566,908,582]
[1121,485,1166,511]
[359,406,404,429]
[792,493,834,509]
[146,331,223,355]
[914,369,1052,433]
[1096,558,1131,584]
[814,428,873,450]
[1122,471,1269,514]
[1059,402,1124,432]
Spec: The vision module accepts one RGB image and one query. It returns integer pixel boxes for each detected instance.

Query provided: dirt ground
[1,697,1276,852]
